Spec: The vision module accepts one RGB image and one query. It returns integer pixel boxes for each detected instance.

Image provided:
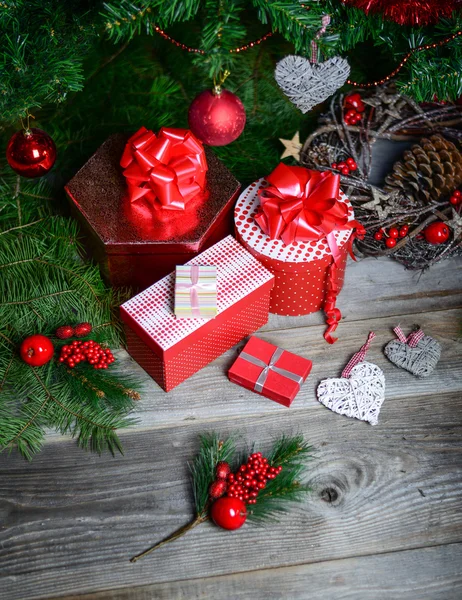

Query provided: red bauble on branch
[342,0,456,26]
[210,497,247,530]
[6,128,57,178]
[20,335,54,367]
[424,222,450,245]
[188,88,246,146]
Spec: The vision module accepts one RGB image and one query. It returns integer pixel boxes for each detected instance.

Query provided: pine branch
[129,432,313,561]
[189,433,236,516]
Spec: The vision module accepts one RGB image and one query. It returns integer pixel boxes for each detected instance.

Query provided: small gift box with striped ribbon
[174,265,217,319]
[228,336,312,407]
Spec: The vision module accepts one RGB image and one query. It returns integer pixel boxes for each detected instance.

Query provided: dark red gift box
[228,336,312,407]
[65,133,240,289]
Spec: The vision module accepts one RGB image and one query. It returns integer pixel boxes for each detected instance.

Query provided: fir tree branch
[0,355,14,392]
[0,289,75,306]
[1,396,50,452]
[0,219,46,237]
[32,369,116,432]
[0,331,14,346]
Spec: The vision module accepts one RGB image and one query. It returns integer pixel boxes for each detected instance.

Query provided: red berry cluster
[226,453,282,505]
[374,224,409,248]
[343,92,365,126]
[55,322,92,339]
[449,189,461,206]
[59,340,115,369]
[331,157,358,176]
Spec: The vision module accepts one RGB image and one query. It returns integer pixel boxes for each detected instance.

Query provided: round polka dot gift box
[234,163,364,344]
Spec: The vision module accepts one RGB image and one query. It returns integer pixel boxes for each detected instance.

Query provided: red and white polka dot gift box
[120,235,274,392]
[235,164,364,344]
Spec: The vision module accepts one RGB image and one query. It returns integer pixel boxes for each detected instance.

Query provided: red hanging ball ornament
[424,222,450,245]
[6,128,57,178]
[342,0,455,26]
[74,322,92,337]
[188,88,246,146]
[210,496,247,530]
[20,334,54,367]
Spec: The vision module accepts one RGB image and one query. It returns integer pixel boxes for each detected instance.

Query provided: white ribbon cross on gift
[240,347,304,393]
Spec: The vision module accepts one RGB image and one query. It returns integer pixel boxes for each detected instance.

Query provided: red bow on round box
[238,163,365,344]
[120,127,208,211]
[255,163,360,261]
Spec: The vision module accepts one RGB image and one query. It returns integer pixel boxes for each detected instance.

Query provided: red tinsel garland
[342,0,457,26]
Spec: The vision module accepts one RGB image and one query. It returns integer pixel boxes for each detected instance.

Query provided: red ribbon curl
[120,126,208,211]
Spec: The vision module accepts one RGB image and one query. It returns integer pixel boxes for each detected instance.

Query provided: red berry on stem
[210,497,247,530]
[450,196,459,205]
[55,325,74,340]
[347,158,357,171]
[331,163,337,169]
[385,237,397,248]
[20,335,54,367]
[209,480,227,499]
[216,461,231,480]
[389,227,399,239]
[374,231,383,241]
[424,222,450,245]
[399,226,408,237]
[74,322,92,337]
[341,167,350,175]
[453,190,461,198]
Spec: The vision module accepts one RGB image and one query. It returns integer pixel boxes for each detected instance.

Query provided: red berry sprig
[374,224,409,248]
[449,189,461,206]
[59,340,115,370]
[343,93,365,126]
[331,157,358,176]
[225,452,282,506]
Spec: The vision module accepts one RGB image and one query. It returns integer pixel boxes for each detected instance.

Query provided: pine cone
[384,134,462,204]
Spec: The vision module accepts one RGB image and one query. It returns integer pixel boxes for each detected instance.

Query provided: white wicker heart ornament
[316,332,386,425]
[275,55,351,114]
[317,361,385,426]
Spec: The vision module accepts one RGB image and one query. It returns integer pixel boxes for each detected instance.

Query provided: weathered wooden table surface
[2,256,462,600]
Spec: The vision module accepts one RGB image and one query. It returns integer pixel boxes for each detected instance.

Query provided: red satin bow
[255,163,354,254]
[120,126,208,211]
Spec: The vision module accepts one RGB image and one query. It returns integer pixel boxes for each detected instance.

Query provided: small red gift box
[120,236,274,392]
[235,163,363,343]
[228,336,312,407]
[65,129,240,289]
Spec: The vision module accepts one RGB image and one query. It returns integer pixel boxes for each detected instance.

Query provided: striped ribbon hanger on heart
[393,325,425,348]
[310,14,331,64]
[341,331,376,378]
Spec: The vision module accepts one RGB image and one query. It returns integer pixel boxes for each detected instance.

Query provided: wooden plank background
[1,255,461,600]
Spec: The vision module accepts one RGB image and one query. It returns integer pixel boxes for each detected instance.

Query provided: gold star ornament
[279,131,302,160]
